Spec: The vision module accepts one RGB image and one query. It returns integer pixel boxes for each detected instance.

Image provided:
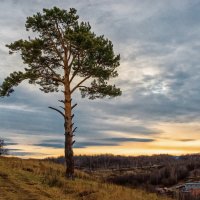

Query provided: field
[0,157,172,200]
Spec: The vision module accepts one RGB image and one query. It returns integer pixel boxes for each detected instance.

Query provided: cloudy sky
[1,0,200,158]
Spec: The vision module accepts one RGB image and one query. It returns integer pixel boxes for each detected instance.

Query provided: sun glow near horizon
[7,121,200,159]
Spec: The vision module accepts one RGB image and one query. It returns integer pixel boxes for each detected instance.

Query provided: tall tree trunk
[64,67,74,178]
[64,91,74,178]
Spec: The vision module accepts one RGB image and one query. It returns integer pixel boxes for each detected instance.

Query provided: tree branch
[59,106,65,110]
[44,56,64,68]
[58,100,65,104]
[48,106,65,118]
[55,21,64,45]
[72,103,77,110]
[45,29,64,64]
[69,51,87,83]
[70,123,74,128]
[68,55,76,73]
[67,49,72,62]
[69,67,78,84]
[72,127,77,133]
[67,42,73,69]
[71,75,91,94]
[51,77,64,84]
[54,20,68,60]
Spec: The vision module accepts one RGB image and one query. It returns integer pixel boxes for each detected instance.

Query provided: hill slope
[0,157,171,200]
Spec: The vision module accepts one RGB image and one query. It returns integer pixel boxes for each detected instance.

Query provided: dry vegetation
[54,154,200,189]
[0,157,172,200]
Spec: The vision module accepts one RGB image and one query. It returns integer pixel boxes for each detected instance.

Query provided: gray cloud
[5,142,18,146]
[1,1,200,155]
[176,139,197,142]
[34,142,64,148]
[34,136,154,149]
[74,142,119,149]
[102,137,155,143]
[34,142,119,149]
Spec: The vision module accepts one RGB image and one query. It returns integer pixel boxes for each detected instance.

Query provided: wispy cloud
[0,103,39,112]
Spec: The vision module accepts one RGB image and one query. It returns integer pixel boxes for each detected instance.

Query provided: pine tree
[0,7,121,178]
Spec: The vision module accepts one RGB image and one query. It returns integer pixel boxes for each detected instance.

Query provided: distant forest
[47,154,200,189]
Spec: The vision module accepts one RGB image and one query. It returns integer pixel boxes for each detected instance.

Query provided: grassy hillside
[0,157,171,200]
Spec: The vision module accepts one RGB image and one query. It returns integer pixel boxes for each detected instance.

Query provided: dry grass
[0,157,172,200]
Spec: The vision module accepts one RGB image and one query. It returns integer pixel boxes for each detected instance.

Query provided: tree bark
[64,90,74,178]
[64,63,74,179]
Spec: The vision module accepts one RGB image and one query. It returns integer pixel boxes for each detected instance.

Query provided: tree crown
[0,7,121,99]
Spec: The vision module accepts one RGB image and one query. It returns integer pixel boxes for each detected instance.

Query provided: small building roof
[176,182,200,189]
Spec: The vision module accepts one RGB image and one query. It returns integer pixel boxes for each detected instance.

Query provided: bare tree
[0,139,7,156]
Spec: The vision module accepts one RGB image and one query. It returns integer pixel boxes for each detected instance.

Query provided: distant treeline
[46,154,174,169]
[46,154,200,189]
